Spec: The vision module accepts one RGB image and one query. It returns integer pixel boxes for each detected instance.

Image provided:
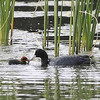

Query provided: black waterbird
[34,49,92,67]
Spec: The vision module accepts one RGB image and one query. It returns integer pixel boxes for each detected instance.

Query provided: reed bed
[43,0,99,56]
[43,0,100,56]
[69,0,100,54]
[43,0,63,56]
[0,0,15,45]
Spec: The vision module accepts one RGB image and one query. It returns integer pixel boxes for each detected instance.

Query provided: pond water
[0,1,100,100]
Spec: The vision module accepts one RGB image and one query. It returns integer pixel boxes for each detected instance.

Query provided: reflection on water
[0,30,100,99]
[0,0,100,99]
[0,64,100,99]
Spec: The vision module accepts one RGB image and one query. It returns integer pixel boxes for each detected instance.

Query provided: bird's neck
[41,59,48,67]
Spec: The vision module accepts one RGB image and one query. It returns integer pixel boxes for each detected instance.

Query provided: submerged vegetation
[0,0,15,45]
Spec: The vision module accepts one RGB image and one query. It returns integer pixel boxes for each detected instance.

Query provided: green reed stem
[71,0,99,54]
[43,0,48,48]
[85,0,92,50]
[78,0,85,52]
[90,0,100,50]
[10,0,15,45]
[72,0,80,54]
[54,0,58,57]
[57,0,63,56]
[69,0,73,55]
[0,1,1,41]
[0,0,15,45]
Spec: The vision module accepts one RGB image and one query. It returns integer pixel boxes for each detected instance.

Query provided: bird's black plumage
[34,49,91,67]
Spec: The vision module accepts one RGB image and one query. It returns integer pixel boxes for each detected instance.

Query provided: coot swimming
[34,49,92,67]
[9,56,29,65]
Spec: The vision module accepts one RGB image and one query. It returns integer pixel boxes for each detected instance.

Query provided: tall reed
[90,0,100,49]
[69,0,100,54]
[43,0,63,56]
[54,0,58,57]
[54,0,63,57]
[0,0,15,45]
[10,0,15,45]
[43,0,48,48]
[71,0,80,54]
[57,0,63,56]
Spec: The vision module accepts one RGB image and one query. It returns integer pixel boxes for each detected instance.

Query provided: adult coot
[34,49,91,67]
[9,56,29,65]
